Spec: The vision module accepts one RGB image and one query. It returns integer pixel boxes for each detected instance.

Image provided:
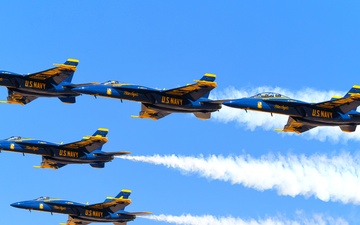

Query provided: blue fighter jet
[11,189,151,225]
[223,86,360,133]
[72,73,221,120]
[0,58,82,104]
[0,128,130,169]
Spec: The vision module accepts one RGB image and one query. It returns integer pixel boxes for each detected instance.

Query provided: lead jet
[72,73,222,120]
[0,58,81,104]
[11,189,151,225]
[0,128,130,169]
[223,85,360,133]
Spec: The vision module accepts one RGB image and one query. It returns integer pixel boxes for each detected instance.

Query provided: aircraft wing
[131,103,170,120]
[4,89,38,105]
[314,96,360,114]
[64,216,90,225]
[34,157,67,170]
[26,58,78,84]
[162,73,217,101]
[113,223,127,225]
[281,116,317,134]
[88,198,131,210]
[60,135,108,153]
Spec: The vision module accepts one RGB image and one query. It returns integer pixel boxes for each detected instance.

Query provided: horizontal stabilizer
[193,112,211,120]
[94,151,131,156]
[58,96,76,104]
[90,162,105,168]
[339,125,357,132]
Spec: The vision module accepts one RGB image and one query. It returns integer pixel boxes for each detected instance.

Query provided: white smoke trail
[145,214,348,225]
[211,86,360,142]
[118,153,360,204]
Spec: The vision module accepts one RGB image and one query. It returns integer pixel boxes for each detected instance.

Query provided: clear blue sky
[1,1,360,224]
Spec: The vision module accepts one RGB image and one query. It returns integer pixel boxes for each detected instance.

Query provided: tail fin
[194,73,216,99]
[343,85,360,98]
[93,128,109,137]
[86,189,132,213]
[90,162,105,168]
[57,58,79,84]
[58,96,76,104]
[104,189,131,203]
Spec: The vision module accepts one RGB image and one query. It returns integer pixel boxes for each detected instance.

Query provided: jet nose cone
[10,202,22,208]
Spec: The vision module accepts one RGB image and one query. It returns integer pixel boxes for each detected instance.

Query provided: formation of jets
[3,58,360,224]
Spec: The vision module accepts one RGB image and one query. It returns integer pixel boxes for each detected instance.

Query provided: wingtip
[274,128,284,132]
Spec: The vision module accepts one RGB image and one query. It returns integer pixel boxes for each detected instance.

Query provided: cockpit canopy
[251,92,290,99]
[102,80,120,85]
[6,136,23,141]
[35,196,51,201]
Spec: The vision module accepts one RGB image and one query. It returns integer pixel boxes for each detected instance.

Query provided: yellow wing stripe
[89,199,132,209]
[316,97,357,109]
[64,136,108,149]
[29,58,78,80]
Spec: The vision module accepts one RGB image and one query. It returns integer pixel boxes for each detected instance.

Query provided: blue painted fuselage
[0,139,113,167]
[73,84,221,113]
[224,98,360,127]
[11,200,135,223]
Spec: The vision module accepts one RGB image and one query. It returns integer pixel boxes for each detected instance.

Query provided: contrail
[211,86,360,142]
[118,153,360,204]
[144,213,348,225]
